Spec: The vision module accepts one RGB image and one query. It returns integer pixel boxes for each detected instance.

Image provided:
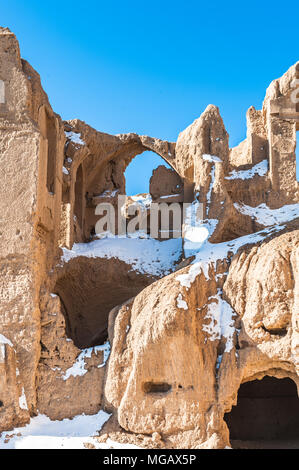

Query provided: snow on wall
[202,291,236,352]
[176,294,188,310]
[0,333,13,360]
[235,202,299,226]
[19,387,28,411]
[64,131,85,146]
[61,236,183,277]
[225,159,268,180]
[61,341,111,381]
[178,222,285,290]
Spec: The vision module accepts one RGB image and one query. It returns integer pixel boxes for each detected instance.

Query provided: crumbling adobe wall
[0,27,64,428]
[105,226,299,448]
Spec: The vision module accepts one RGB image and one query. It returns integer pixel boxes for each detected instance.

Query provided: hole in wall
[143,382,172,394]
[74,164,84,228]
[45,110,57,194]
[224,376,299,447]
[261,325,288,337]
[125,151,172,196]
[0,400,3,407]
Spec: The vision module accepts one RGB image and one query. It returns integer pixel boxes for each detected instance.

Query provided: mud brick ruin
[0,27,299,448]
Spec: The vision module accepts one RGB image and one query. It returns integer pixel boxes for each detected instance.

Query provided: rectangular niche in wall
[0,80,5,104]
[45,110,57,194]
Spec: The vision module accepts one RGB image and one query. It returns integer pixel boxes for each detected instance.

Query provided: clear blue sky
[2,1,299,193]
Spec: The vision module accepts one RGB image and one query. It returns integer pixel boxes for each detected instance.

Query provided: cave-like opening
[224,376,299,448]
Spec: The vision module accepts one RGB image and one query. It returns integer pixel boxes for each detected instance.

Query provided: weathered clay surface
[53,256,157,348]
[0,27,298,449]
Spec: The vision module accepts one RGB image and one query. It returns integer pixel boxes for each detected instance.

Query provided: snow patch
[19,388,28,410]
[61,342,110,380]
[207,166,215,205]
[61,236,183,277]
[225,159,268,180]
[202,291,236,352]
[96,189,119,198]
[65,131,85,146]
[178,224,285,289]
[235,202,299,226]
[130,193,152,206]
[0,334,13,347]
[0,411,111,449]
[176,294,188,310]
[203,154,222,163]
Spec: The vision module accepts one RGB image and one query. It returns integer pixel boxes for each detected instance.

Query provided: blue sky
[2,1,299,193]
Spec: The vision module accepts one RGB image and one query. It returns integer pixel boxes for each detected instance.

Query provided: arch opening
[123,151,184,239]
[124,150,172,196]
[224,376,299,448]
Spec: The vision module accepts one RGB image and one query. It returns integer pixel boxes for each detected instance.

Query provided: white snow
[61,342,110,381]
[202,291,236,352]
[0,334,13,347]
[225,159,268,180]
[207,166,216,205]
[18,388,28,411]
[0,334,13,359]
[61,236,183,277]
[177,223,285,288]
[177,261,210,289]
[235,202,299,226]
[65,131,85,146]
[183,198,217,256]
[62,166,69,175]
[176,294,188,310]
[0,411,111,449]
[97,189,119,198]
[159,194,181,199]
[183,214,218,259]
[202,154,222,163]
[130,193,152,206]
[123,194,152,218]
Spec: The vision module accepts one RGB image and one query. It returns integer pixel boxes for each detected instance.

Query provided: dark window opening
[143,382,172,394]
[0,400,3,407]
[224,376,299,447]
[74,164,84,228]
[45,111,57,194]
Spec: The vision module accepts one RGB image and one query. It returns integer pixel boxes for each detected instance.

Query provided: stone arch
[77,137,183,241]
[224,373,299,447]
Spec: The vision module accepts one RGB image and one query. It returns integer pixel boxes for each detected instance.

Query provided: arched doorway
[224,376,299,448]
